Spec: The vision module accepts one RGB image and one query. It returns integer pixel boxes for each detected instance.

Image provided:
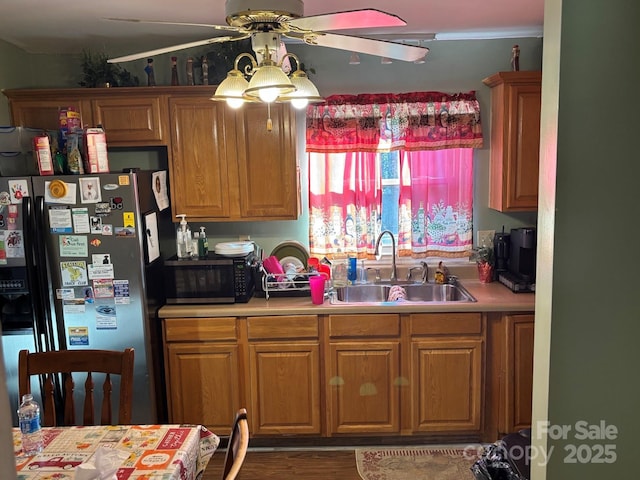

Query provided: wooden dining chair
[18,348,135,426]
[222,408,249,480]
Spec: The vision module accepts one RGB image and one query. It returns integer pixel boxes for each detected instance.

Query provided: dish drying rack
[261,271,330,300]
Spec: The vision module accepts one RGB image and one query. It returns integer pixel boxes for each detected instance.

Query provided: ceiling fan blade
[107,35,248,63]
[287,9,406,32]
[104,17,241,33]
[301,33,429,62]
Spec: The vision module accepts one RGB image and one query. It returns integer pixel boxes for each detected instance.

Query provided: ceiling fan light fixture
[244,64,296,103]
[349,52,361,65]
[211,69,251,108]
[278,70,323,109]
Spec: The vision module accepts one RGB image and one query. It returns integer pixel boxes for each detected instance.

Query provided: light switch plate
[477,230,495,247]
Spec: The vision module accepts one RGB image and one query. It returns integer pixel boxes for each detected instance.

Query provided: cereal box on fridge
[83,128,109,173]
[33,134,54,175]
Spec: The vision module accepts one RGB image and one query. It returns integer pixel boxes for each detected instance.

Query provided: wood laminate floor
[202,448,361,480]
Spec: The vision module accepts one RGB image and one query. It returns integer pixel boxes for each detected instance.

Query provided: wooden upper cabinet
[169,96,231,219]
[4,87,168,147]
[5,90,93,131]
[169,93,299,221]
[483,71,542,211]
[234,103,299,220]
[3,87,300,222]
[91,95,168,145]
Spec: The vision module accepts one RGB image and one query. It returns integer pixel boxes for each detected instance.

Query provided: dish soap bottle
[198,226,208,258]
[191,231,200,258]
[176,214,192,259]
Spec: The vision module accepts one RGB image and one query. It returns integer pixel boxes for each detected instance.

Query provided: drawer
[410,313,482,336]
[247,315,318,340]
[164,317,237,342]
[329,314,400,338]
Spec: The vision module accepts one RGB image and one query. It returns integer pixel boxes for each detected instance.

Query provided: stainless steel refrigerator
[0,170,174,425]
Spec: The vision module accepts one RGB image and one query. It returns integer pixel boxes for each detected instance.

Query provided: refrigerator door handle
[33,195,61,352]
[22,195,46,354]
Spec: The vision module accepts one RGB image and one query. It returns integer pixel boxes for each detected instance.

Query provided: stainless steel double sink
[330,281,477,304]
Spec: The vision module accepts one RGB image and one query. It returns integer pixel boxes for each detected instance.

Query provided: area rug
[356,446,479,480]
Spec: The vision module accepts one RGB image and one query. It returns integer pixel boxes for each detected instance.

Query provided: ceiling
[0,0,544,58]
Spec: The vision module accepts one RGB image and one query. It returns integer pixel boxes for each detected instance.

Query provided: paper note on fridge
[48,206,73,233]
[88,263,115,280]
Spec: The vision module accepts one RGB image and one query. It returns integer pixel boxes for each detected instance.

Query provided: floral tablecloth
[13,424,220,480]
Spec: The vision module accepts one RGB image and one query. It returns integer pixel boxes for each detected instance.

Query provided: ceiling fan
[106,0,430,63]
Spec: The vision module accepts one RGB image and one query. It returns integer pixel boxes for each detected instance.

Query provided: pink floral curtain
[397,149,474,258]
[308,152,381,257]
[307,92,481,259]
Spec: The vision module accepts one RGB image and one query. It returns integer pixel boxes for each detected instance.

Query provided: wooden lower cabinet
[501,313,535,434]
[411,339,483,432]
[327,314,401,435]
[328,341,401,434]
[246,315,321,436]
[163,317,241,432]
[248,343,321,435]
[160,310,508,440]
[166,342,241,431]
[409,313,484,434]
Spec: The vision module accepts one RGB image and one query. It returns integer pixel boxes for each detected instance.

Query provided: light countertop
[158,278,535,318]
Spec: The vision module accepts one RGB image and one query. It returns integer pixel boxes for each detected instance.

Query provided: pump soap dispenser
[176,214,192,259]
[198,227,208,258]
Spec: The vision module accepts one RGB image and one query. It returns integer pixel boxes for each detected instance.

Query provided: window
[308,148,474,259]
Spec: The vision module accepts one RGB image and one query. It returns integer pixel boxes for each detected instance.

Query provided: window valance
[306,91,483,153]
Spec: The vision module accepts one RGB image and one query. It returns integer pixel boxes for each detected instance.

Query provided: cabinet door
[328,341,401,434]
[9,97,92,130]
[169,97,233,219]
[248,342,321,435]
[502,314,535,433]
[484,71,542,211]
[234,103,299,220]
[166,342,241,432]
[411,339,482,432]
[92,96,167,145]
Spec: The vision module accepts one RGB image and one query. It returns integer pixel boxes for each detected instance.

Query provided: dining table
[13,423,220,480]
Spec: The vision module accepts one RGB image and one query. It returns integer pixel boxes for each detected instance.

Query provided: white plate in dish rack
[280,256,305,271]
[214,241,254,256]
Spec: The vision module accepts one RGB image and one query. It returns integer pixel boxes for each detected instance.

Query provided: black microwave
[164,253,257,304]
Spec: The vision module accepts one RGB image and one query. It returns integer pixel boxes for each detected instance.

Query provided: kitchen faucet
[374,230,397,283]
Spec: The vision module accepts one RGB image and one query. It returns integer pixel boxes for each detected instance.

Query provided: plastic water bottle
[17,393,43,455]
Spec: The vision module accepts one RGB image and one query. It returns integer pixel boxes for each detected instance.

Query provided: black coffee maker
[509,227,536,282]
[497,227,536,292]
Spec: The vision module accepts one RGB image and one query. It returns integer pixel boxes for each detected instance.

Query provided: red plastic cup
[318,264,331,279]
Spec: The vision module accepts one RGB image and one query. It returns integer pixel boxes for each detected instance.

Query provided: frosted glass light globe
[258,87,280,103]
[291,98,309,109]
[226,98,245,109]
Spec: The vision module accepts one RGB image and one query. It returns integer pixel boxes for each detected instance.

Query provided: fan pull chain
[266,103,273,131]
